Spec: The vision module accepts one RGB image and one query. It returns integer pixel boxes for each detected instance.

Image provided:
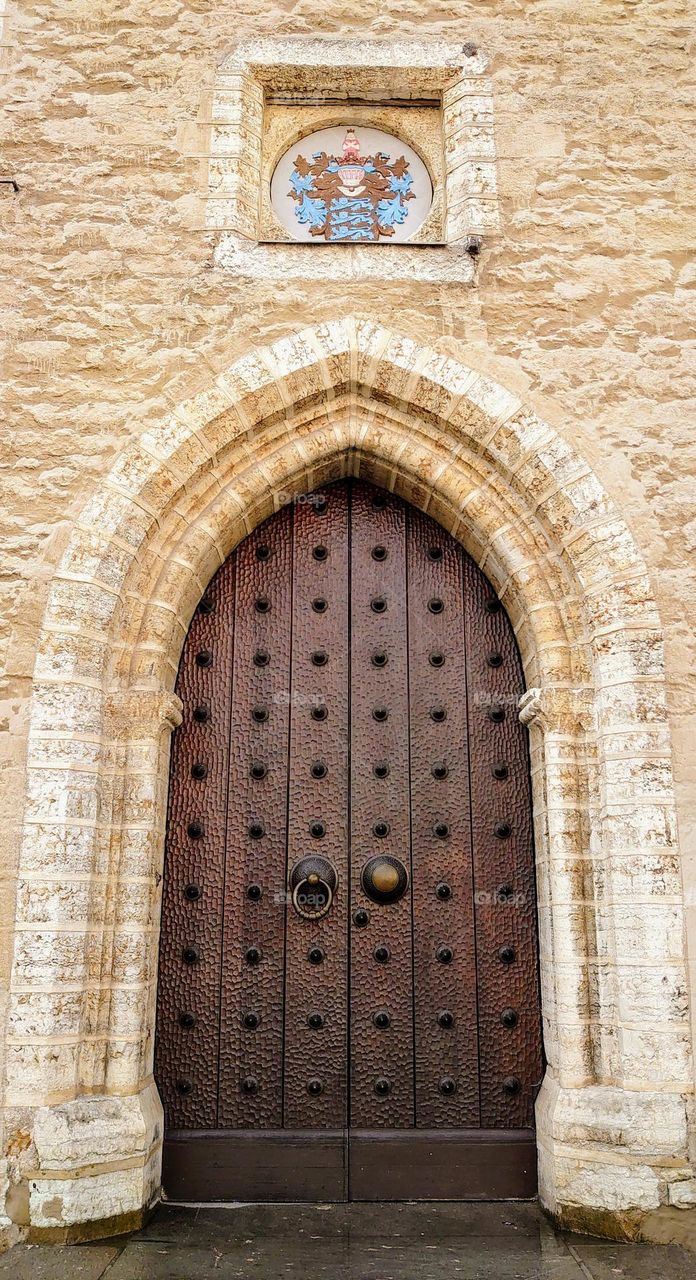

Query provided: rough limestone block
[548,1082,688,1157]
[668,1179,696,1208]
[554,1158,661,1212]
[28,1087,163,1227]
[33,1085,162,1172]
[29,1156,159,1229]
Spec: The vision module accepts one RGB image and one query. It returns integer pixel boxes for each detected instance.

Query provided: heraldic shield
[288,128,418,242]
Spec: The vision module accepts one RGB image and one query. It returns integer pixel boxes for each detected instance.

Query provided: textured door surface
[155,480,543,1202]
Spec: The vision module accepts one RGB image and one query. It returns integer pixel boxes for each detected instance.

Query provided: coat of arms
[288,128,416,242]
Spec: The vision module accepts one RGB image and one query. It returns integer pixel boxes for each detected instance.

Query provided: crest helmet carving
[337,129,365,188]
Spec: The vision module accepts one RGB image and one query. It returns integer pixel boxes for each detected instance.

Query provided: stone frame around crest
[202,39,500,283]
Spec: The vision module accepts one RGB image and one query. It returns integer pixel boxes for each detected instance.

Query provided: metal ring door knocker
[290,856,338,920]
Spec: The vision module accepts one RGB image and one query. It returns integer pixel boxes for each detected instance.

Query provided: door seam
[346,479,353,1199]
[404,505,417,1128]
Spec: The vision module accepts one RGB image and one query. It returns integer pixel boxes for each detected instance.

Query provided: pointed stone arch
[7,319,692,1238]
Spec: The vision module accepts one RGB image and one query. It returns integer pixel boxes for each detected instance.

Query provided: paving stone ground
[1,1203,694,1280]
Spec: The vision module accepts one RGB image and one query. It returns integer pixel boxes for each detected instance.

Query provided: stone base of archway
[27,1206,155,1247]
[25,1084,162,1243]
[537,1076,696,1239]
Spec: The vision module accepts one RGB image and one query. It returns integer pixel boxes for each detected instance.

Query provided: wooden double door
[155,480,543,1201]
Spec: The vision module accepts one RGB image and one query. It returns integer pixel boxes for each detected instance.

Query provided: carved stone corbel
[106,688,183,739]
[518,687,545,728]
[519,685,594,734]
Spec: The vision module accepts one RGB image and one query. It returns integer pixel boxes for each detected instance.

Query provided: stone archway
[6,319,693,1239]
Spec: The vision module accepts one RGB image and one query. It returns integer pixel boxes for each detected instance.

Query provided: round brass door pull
[289,855,338,920]
[361,855,409,905]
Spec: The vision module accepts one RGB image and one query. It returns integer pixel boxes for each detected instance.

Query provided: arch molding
[5,318,693,1239]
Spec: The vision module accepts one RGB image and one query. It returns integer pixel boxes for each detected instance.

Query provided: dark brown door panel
[163,1130,346,1202]
[156,479,543,1201]
[349,1129,538,1201]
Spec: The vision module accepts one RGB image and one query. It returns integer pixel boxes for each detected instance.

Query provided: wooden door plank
[163,1130,346,1202]
[283,485,351,1126]
[406,508,480,1127]
[155,555,237,1129]
[217,509,294,1127]
[349,482,415,1128]
[463,557,544,1129]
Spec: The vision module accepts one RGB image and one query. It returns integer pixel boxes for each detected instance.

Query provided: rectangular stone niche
[261,103,445,245]
[205,38,500,283]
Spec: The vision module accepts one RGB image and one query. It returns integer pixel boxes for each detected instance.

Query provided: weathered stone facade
[1,0,695,1249]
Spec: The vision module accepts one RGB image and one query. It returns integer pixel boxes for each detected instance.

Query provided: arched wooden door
[155,480,543,1201]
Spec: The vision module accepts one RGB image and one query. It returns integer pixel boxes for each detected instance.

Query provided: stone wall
[1,0,695,1245]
